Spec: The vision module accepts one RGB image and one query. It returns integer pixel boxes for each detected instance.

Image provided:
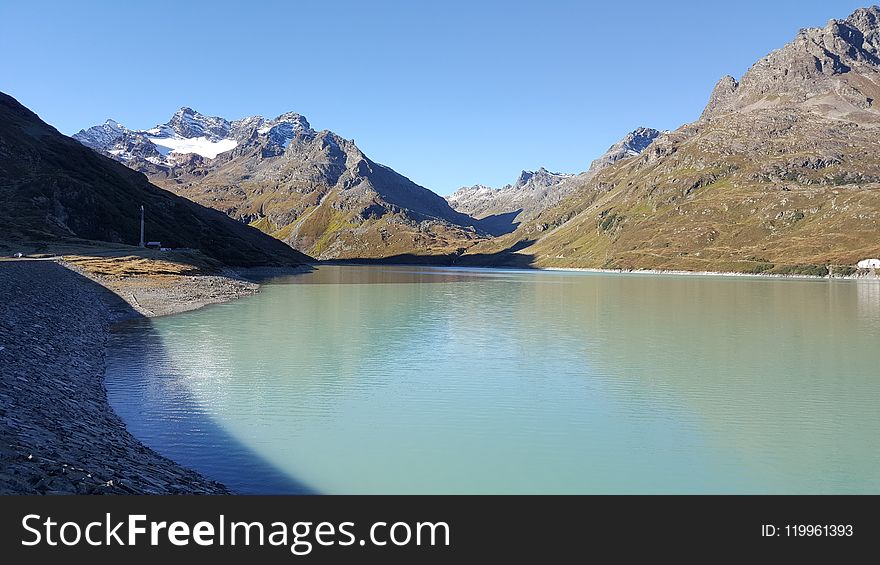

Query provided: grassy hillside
[462,111,880,274]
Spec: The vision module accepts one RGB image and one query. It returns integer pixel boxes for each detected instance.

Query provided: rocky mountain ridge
[702,6,880,121]
[75,108,314,167]
[446,128,661,235]
[446,168,577,234]
[76,108,485,260]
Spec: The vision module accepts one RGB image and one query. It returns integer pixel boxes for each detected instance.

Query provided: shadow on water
[106,316,316,494]
[325,239,537,268]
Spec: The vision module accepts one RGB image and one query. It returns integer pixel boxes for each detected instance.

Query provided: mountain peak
[449,125,664,223]
[515,170,535,185]
[78,107,323,164]
[844,5,880,30]
[701,76,739,119]
[589,127,661,171]
[254,112,314,150]
[165,107,231,140]
[700,5,880,119]
[73,119,130,149]
[512,168,569,189]
[274,111,307,121]
[269,111,312,132]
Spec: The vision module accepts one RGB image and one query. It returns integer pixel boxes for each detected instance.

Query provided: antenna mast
[139,205,145,248]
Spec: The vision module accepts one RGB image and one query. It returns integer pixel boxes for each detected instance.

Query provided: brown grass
[63,255,205,278]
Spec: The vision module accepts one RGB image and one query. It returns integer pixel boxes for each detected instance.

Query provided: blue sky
[0,1,869,194]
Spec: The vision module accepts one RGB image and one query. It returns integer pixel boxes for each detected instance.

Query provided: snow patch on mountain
[75,108,316,166]
[147,135,238,159]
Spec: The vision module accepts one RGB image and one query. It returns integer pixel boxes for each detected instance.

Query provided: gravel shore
[0,260,272,494]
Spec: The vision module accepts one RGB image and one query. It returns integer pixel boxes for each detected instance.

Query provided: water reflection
[856,279,880,323]
[106,320,314,493]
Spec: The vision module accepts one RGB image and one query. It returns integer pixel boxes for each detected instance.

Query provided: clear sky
[0,1,870,194]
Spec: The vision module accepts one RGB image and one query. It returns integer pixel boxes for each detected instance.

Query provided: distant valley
[445,128,663,236]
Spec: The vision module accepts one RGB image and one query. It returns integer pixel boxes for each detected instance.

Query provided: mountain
[588,127,662,171]
[76,109,484,260]
[446,168,577,235]
[461,6,880,273]
[0,92,312,267]
[445,128,660,236]
[74,108,309,168]
[700,6,880,121]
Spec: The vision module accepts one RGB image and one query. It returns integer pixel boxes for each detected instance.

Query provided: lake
[105,266,880,494]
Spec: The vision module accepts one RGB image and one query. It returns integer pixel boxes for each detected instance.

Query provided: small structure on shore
[857,258,880,278]
[145,241,162,250]
[139,205,145,248]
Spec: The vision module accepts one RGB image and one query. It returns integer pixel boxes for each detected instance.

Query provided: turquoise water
[105,266,880,494]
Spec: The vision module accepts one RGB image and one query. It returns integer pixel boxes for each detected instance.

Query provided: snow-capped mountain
[74,107,484,260]
[75,118,128,147]
[74,107,314,166]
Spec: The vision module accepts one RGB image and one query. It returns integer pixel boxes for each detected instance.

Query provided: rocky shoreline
[0,259,301,494]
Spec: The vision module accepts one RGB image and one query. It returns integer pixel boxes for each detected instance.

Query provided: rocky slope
[588,127,662,171]
[0,92,312,268]
[446,128,660,236]
[0,261,228,494]
[461,5,880,273]
[76,108,485,260]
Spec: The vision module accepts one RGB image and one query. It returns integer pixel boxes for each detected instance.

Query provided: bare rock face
[588,127,662,171]
[702,6,880,121]
[700,76,739,119]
